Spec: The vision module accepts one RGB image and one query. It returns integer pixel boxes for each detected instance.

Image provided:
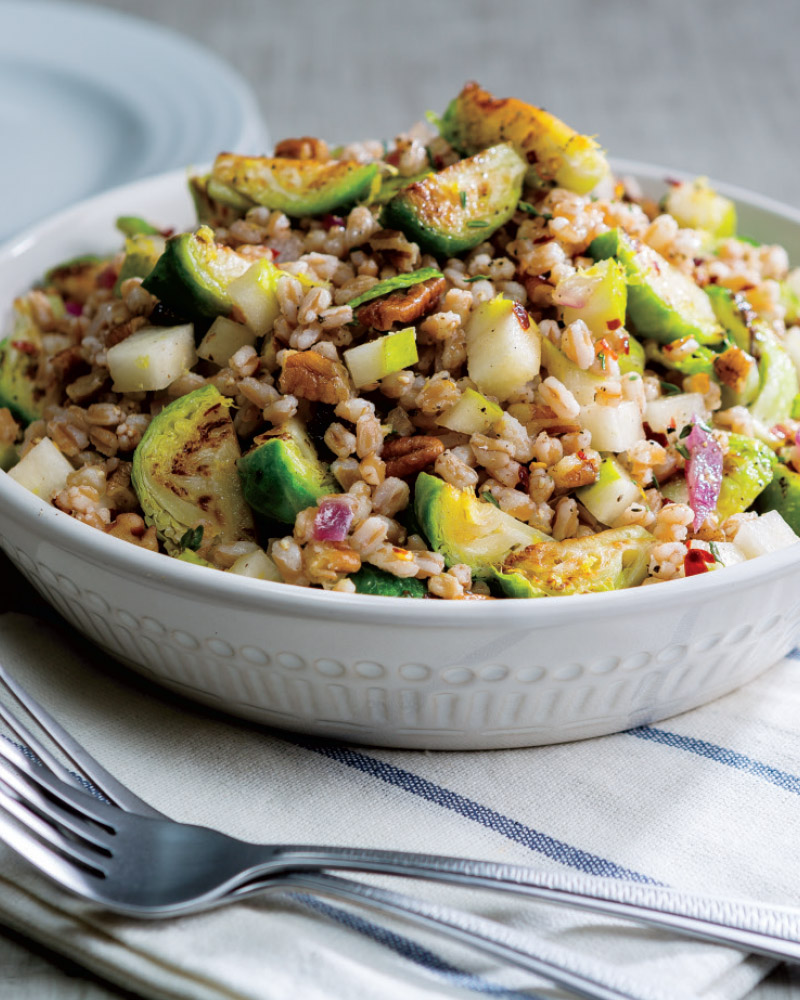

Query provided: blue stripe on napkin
[295,740,656,884]
[298,893,546,1000]
[628,726,800,795]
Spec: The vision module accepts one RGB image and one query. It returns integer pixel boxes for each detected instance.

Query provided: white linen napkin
[1,609,799,1000]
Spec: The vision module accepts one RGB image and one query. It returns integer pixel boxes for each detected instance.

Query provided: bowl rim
[2,159,800,628]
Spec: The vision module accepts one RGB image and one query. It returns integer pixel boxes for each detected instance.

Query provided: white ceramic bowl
[2,164,800,750]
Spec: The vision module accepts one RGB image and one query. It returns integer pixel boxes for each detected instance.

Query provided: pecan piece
[382,435,445,478]
[713,345,756,393]
[303,540,361,584]
[273,136,330,161]
[279,351,351,404]
[356,276,446,331]
[106,315,147,348]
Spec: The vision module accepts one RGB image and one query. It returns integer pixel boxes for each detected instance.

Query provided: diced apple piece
[197,316,257,367]
[106,324,196,393]
[576,456,642,526]
[229,258,324,337]
[643,392,707,434]
[465,296,540,401]
[540,337,604,405]
[7,437,73,499]
[228,547,282,581]
[580,401,644,452]
[711,541,747,567]
[344,327,418,388]
[555,259,627,339]
[663,177,737,238]
[438,388,503,435]
[734,510,799,559]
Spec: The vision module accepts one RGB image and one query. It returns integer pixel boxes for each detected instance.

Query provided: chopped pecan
[105,512,158,551]
[356,276,446,331]
[303,540,361,584]
[0,407,19,445]
[713,345,756,393]
[368,229,421,271]
[50,345,89,385]
[106,315,147,348]
[279,350,351,404]
[382,435,445,478]
[273,136,330,161]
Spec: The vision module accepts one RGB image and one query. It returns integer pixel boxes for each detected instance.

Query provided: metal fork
[2,673,800,986]
[0,671,654,1000]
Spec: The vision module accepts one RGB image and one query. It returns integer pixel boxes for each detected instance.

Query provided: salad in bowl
[3,81,800,603]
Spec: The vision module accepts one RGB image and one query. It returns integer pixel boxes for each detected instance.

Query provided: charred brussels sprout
[494,526,653,598]
[132,385,255,555]
[414,472,546,578]
[237,418,336,525]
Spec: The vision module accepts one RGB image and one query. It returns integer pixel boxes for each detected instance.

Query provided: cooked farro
[4,82,800,599]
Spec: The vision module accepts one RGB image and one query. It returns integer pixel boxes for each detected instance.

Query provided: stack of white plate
[0,0,268,243]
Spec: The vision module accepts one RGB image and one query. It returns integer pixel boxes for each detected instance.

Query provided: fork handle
[229,845,800,964]
[273,869,647,1000]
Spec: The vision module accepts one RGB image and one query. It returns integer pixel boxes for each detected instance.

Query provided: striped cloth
[0,611,799,1000]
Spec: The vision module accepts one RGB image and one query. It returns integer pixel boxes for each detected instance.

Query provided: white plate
[0,0,268,242]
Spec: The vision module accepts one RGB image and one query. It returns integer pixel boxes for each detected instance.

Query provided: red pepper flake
[512,302,530,329]
[643,422,668,448]
[160,227,175,238]
[606,318,622,331]
[321,214,345,230]
[577,449,588,460]
[665,176,681,187]
[533,235,551,245]
[517,464,530,490]
[693,257,705,267]
[10,340,36,355]
[594,337,618,361]
[385,149,402,167]
[684,548,715,577]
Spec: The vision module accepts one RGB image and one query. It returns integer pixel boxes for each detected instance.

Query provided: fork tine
[0,698,86,793]
[0,778,107,872]
[0,744,112,851]
[0,661,162,818]
[0,797,103,898]
[0,733,118,828]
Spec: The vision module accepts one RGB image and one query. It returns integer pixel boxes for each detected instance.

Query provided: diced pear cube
[438,388,502,435]
[577,456,642,526]
[555,259,627,339]
[580,400,644,452]
[7,437,73,500]
[344,327,418,387]
[644,392,708,434]
[107,324,196,393]
[465,296,541,401]
[228,547,282,581]
[197,316,256,367]
[734,510,799,559]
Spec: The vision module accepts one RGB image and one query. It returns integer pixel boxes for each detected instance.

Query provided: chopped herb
[464,274,490,283]
[676,443,690,460]
[597,351,607,370]
[517,201,552,220]
[480,491,500,507]
[179,526,204,552]
[659,380,682,396]
[424,109,442,130]
[651,473,660,490]
[425,145,436,169]
[709,541,721,563]
[678,424,693,439]
[459,190,467,209]
[466,220,490,229]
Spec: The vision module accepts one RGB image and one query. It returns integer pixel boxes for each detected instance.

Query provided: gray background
[3,0,800,995]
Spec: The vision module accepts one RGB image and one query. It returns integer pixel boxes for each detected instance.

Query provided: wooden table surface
[3,0,800,995]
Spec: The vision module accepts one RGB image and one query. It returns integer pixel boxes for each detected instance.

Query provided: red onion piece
[685,419,723,530]
[795,426,800,449]
[313,498,353,542]
[64,300,83,316]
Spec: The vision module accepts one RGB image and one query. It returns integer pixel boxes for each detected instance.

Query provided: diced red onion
[685,419,723,530]
[795,426,800,449]
[64,301,83,316]
[312,498,353,542]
